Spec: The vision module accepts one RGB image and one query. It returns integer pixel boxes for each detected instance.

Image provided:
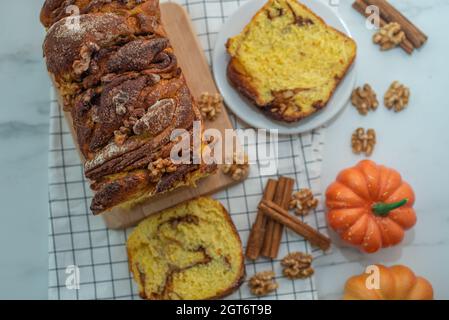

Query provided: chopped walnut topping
[222,152,250,181]
[198,93,222,121]
[123,116,138,129]
[289,189,318,216]
[281,252,314,280]
[373,22,406,51]
[248,271,278,296]
[72,42,100,76]
[351,84,379,115]
[114,126,132,145]
[119,126,131,135]
[147,158,177,182]
[114,130,128,146]
[130,107,146,118]
[351,128,376,156]
[384,81,410,112]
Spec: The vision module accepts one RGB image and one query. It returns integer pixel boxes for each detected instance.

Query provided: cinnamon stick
[261,177,286,257]
[269,177,294,258]
[245,179,278,260]
[352,0,414,54]
[363,0,427,48]
[259,200,331,251]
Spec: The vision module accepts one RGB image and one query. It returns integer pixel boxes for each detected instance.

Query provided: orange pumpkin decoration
[326,160,416,253]
[343,264,433,300]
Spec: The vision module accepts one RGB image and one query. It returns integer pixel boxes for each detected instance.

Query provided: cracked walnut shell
[384,81,410,112]
[248,271,278,296]
[351,84,379,115]
[373,22,406,51]
[222,152,249,181]
[351,128,376,157]
[289,189,318,216]
[198,92,223,121]
[281,252,314,280]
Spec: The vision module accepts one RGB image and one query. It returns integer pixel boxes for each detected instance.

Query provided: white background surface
[0,0,448,299]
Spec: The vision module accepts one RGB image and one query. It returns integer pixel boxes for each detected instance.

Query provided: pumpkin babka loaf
[41,0,216,214]
[226,0,357,122]
[127,197,245,300]
[40,0,157,28]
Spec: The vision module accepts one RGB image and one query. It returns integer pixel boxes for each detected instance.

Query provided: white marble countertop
[0,0,447,299]
[316,0,449,300]
[0,0,50,299]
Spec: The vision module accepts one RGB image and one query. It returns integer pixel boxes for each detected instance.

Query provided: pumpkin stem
[372,199,408,217]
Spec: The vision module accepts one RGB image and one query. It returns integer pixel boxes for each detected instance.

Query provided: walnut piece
[72,42,100,76]
[148,158,177,182]
[289,189,318,216]
[198,92,222,121]
[281,252,314,280]
[351,128,376,157]
[112,90,129,116]
[113,124,133,145]
[123,116,138,130]
[248,271,278,296]
[351,84,379,115]
[384,81,410,112]
[373,22,405,51]
[222,152,250,181]
[113,130,128,146]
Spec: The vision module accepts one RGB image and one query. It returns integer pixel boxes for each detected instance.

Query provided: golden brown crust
[226,59,260,106]
[42,0,216,214]
[226,0,357,123]
[40,0,160,29]
[90,163,217,215]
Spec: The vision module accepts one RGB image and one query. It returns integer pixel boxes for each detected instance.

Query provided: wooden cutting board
[55,3,239,229]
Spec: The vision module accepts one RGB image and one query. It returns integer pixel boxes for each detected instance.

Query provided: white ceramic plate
[213,0,357,135]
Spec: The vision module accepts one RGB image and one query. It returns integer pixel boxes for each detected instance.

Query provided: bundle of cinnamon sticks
[352,0,427,54]
[245,177,330,260]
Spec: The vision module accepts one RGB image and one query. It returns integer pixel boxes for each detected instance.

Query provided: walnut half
[289,188,318,216]
[222,152,250,181]
[351,128,376,157]
[373,22,405,51]
[384,81,410,112]
[351,84,379,115]
[248,271,278,296]
[147,158,177,182]
[198,92,222,121]
[281,252,314,280]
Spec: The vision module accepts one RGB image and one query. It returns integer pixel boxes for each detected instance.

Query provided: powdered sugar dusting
[84,139,140,172]
[49,13,123,41]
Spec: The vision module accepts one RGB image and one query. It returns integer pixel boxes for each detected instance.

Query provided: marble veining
[0,0,50,299]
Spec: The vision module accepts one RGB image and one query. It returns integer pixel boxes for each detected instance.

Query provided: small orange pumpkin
[326,160,416,253]
[343,264,433,300]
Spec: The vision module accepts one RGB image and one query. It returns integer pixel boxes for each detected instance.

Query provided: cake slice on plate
[226,0,357,122]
